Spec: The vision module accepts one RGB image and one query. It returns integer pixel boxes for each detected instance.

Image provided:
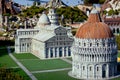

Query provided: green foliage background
[0,67,23,80]
[18,6,87,24]
[116,35,120,50]
[56,7,87,24]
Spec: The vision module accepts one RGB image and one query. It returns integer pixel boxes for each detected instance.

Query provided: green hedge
[0,40,14,46]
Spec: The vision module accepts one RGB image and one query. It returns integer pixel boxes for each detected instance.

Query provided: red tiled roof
[75,13,114,39]
[104,17,120,26]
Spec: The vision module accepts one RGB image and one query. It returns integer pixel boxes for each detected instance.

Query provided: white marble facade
[71,38,118,79]
[15,9,73,59]
[70,10,118,79]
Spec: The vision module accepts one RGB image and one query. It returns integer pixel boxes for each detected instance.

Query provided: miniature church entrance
[64,47,66,56]
[117,28,119,34]
[50,48,53,57]
[113,28,115,34]
[102,65,106,78]
[55,48,57,57]
[59,47,62,57]
[68,47,71,56]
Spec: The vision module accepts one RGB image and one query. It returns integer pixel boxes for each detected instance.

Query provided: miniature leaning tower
[48,9,59,25]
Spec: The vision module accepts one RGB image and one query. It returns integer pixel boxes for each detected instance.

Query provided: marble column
[62,47,64,57]
[17,39,20,52]
[55,48,57,57]
[66,47,68,57]
[21,43,23,52]
[20,43,21,52]
[88,55,90,62]
[106,64,109,78]
[100,65,102,78]
[57,48,59,57]
[115,28,117,35]
[48,48,50,58]
[53,48,55,58]
[95,54,100,61]
[26,43,27,52]
[93,65,95,78]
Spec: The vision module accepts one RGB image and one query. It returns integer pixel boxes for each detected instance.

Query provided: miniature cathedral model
[69,10,118,79]
[15,9,74,59]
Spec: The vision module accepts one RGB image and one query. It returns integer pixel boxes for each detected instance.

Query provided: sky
[13,0,84,6]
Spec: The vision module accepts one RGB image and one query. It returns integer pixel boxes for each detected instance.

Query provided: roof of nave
[33,31,55,42]
[104,17,120,22]
[32,25,69,42]
[104,17,120,26]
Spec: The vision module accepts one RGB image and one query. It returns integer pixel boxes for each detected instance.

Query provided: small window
[83,66,85,70]
[77,65,79,69]
[97,67,99,71]
[92,55,94,58]
[67,43,69,45]
[27,44,29,47]
[90,43,92,47]
[84,43,86,46]
[103,43,105,47]
[90,67,92,71]
[97,43,99,46]
[60,38,62,40]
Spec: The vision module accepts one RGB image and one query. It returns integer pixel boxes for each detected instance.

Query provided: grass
[19,59,71,71]
[34,70,78,80]
[112,77,120,80]
[0,48,17,67]
[0,47,31,80]
[13,53,39,59]
[13,53,71,71]
[0,55,18,67]
[34,69,120,80]
[118,52,120,57]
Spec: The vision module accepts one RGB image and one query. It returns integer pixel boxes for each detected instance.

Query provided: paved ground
[6,66,19,69]
[61,58,72,64]
[31,68,71,73]
[19,59,39,61]
[7,46,37,80]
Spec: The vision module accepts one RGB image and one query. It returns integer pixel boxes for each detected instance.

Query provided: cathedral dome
[75,11,114,39]
[37,13,50,26]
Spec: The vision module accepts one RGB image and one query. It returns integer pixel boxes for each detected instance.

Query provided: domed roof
[37,13,50,26]
[75,11,114,39]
